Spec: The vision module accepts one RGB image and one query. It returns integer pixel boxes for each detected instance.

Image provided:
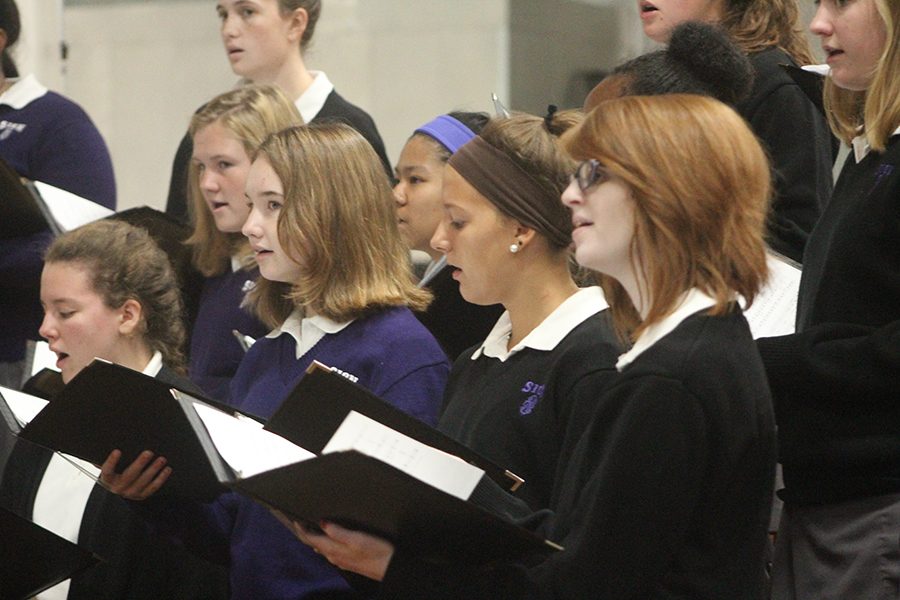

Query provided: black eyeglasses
[571,159,604,192]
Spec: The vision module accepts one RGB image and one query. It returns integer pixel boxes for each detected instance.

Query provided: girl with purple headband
[394,112,502,359]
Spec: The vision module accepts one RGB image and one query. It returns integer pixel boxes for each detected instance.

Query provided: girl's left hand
[288,517,395,581]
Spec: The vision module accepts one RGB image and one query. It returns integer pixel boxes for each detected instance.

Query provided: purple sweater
[188,267,268,401]
[0,84,116,363]
[149,306,448,599]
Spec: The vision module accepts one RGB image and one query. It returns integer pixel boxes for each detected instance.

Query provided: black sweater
[381,310,777,600]
[737,48,834,263]
[438,310,621,510]
[164,89,391,224]
[757,135,900,506]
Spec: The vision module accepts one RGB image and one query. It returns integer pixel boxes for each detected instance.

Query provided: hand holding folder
[15,359,559,564]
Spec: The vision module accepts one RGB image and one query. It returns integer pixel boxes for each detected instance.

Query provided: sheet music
[742,253,801,339]
[30,341,60,376]
[191,402,314,479]
[32,181,114,232]
[0,386,49,427]
[323,411,484,500]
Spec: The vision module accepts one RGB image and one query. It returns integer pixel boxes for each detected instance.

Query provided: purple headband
[414,115,476,154]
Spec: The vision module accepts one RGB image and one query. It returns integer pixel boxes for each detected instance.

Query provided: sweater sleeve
[757,320,900,408]
[746,83,832,263]
[380,376,710,600]
[31,108,116,210]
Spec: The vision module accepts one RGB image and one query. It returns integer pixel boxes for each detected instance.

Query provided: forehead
[442,167,500,215]
[193,122,246,154]
[41,262,96,298]
[246,157,282,190]
[398,135,446,169]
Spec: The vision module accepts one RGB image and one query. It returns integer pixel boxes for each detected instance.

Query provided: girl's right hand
[99,449,172,500]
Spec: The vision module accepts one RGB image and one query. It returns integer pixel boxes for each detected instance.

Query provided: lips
[639,1,658,13]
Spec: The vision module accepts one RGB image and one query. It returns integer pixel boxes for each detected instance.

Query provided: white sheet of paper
[33,181,114,231]
[742,254,801,339]
[0,385,49,426]
[322,411,484,500]
[30,340,60,376]
[191,402,314,478]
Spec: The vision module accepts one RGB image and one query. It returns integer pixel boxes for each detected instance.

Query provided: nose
[809,4,831,37]
[199,168,218,194]
[560,180,583,207]
[221,11,238,38]
[242,207,261,239]
[430,218,450,254]
[38,312,57,342]
[393,180,407,206]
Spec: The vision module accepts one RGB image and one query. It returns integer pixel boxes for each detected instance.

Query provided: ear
[286,7,309,45]
[513,224,537,249]
[117,299,144,337]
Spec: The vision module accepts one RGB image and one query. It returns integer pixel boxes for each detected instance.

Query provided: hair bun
[668,21,753,105]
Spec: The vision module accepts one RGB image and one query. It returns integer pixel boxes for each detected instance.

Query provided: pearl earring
[509,241,520,254]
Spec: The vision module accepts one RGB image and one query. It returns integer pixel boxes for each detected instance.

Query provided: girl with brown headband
[290,95,777,599]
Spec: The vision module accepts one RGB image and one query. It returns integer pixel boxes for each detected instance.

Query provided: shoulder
[740,47,804,112]
[26,91,97,127]
[156,366,205,397]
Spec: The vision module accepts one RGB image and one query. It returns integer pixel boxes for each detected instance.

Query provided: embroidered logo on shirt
[329,366,359,384]
[519,381,545,415]
[0,120,26,141]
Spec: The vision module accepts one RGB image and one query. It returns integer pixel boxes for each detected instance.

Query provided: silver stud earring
[509,241,520,254]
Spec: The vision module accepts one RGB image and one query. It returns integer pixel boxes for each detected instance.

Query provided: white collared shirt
[32,349,165,600]
[471,287,608,362]
[294,70,334,124]
[852,126,900,163]
[266,309,353,360]
[0,74,48,109]
[616,288,718,371]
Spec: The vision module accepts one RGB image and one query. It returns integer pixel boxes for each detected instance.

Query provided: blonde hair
[247,124,431,327]
[185,84,302,276]
[824,0,900,151]
[563,95,771,340]
[719,0,815,65]
[45,220,189,373]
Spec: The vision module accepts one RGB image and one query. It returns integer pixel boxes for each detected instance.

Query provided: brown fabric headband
[448,136,572,248]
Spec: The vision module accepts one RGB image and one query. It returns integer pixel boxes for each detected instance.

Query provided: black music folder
[0,507,99,600]
[17,360,286,502]
[267,361,524,491]
[229,450,559,565]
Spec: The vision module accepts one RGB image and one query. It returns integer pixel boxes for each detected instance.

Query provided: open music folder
[0,156,113,238]
[13,359,557,564]
[0,507,100,600]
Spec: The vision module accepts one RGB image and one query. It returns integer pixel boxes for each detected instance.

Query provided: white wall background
[15,0,824,212]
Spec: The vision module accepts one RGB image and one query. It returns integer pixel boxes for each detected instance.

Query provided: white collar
[471,287,608,362]
[852,126,900,163]
[0,74,48,109]
[266,309,353,359]
[141,351,164,377]
[295,71,334,124]
[616,288,718,371]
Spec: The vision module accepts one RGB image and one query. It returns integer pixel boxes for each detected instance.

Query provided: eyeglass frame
[571,159,605,192]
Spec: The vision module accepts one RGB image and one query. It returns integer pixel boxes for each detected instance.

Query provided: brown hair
[247,123,431,327]
[563,94,771,340]
[720,0,815,65]
[186,84,302,276]
[474,110,582,249]
[279,0,321,51]
[44,220,189,373]
[824,0,900,151]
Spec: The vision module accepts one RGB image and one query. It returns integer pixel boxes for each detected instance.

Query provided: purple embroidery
[874,163,895,187]
[519,381,545,415]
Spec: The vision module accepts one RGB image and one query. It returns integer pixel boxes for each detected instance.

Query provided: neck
[254,53,314,102]
[616,266,650,321]
[503,256,579,349]
[114,339,156,375]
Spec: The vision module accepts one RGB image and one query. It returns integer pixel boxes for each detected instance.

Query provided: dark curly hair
[44,220,189,374]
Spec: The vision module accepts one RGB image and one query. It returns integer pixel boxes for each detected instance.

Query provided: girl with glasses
[292,95,777,599]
